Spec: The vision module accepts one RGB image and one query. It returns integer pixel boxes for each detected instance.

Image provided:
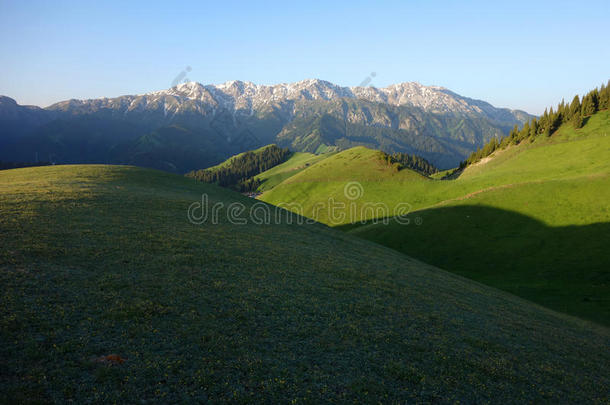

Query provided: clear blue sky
[1,0,608,114]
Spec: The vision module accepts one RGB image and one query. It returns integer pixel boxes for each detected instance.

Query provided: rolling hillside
[1,165,608,402]
[261,110,610,221]
[254,151,333,192]
[259,110,610,324]
[260,147,430,224]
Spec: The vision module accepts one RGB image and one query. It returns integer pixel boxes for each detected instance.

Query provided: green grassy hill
[255,151,333,192]
[1,165,608,402]
[260,110,610,324]
[260,147,429,223]
[262,111,610,223]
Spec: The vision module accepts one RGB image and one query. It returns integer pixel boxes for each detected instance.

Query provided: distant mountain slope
[0,164,608,402]
[0,80,533,171]
[0,96,54,143]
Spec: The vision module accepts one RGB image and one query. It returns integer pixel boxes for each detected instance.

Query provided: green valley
[1,165,608,402]
[4,3,609,403]
[257,109,610,324]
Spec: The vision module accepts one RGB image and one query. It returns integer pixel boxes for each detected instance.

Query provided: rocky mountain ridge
[0,80,533,171]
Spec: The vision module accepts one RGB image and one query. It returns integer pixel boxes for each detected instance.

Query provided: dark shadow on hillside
[340,205,610,326]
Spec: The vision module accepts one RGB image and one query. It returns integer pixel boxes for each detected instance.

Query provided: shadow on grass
[341,205,610,326]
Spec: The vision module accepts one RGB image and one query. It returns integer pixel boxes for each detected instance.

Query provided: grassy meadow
[261,111,610,224]
[1,165,609,402]
[259,110,610,324]
[254,151,332,192]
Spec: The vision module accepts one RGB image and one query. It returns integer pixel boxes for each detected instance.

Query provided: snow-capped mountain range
[0,79,533,172]
[48,79,530,123]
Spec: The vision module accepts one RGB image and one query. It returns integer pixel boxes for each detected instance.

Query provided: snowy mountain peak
[5,79,534,171]
[43,79,531,128]
[142,79,515,116]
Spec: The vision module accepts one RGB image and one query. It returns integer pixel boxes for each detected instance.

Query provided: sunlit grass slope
[255,151,332,192]
[261,111,610,225]
[348,111,610,324]
[261,147,429,223]
[1,165,608,402]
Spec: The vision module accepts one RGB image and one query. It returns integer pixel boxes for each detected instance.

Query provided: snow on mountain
[139,79,526,118]
[43,79,530,125]
[1,80,534,171]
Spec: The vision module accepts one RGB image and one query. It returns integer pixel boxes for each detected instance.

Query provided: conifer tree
[558,99,566,121]
[569,95,581,120]
[599,81,609,110]
[510,124,519,139]
[461,83,605,170]
[516,122,529,144]
[591,89,600,112]
[540,108,555,136]
[548,109,561,135]
[572,111,584,129]
[538,108,548,134]
[529,118,539,138]
[582,95,595,116]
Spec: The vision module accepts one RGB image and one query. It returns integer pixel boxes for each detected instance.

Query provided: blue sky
[1,0,608,114]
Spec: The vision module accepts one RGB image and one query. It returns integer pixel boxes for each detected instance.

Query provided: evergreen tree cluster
[186,145,291,192]
[460,81,610,169]
[381,152,439,176]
